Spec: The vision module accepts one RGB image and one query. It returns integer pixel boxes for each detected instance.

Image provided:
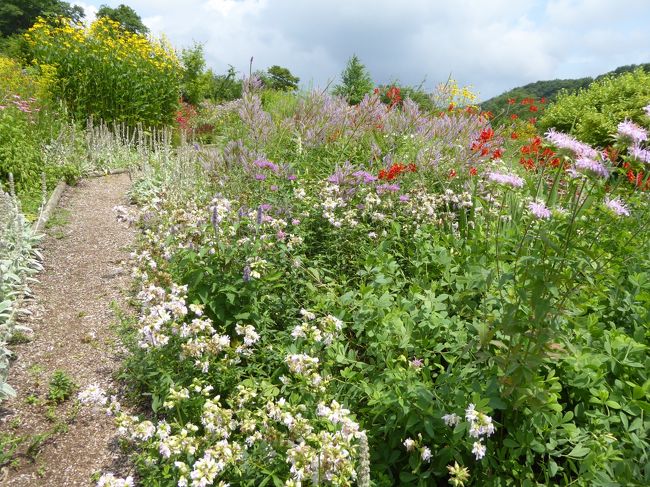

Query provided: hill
[480,63,650,122]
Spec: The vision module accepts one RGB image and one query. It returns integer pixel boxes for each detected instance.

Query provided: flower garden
[1,11,650,487]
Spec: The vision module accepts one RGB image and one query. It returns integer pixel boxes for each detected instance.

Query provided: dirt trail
[1,173,134,486]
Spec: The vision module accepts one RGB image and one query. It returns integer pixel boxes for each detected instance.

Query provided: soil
[0,173,135,486]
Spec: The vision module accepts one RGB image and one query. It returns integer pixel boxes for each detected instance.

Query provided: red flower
[507,98,516,105]
[529,105,538,112]
[539,97,546,104]
[529,117,537,125]
[510,114,518,120]
[479,128,494,142]
[469,167,478,176]
[491,148,504,160]
[449,169,457,178]
[510,132,519,140]
[448,103,455,111]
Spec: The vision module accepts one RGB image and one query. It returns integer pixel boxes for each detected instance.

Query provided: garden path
[1,174,134,486]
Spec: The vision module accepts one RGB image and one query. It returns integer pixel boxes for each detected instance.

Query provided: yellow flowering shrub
[25,17,181,126]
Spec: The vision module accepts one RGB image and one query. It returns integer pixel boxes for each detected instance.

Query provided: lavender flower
[352,170,378,184]
[545,129,599,159]
[629,144,650,163]
[243,265,251,282]
[644,103,650,117]
[528,200,551,219]
[256,206,263,225]
[574,157,609,178]
[211,206,219,234]
[254,159,280,172]
[254,173,266,181]
[376,183,400,194]
[617,119,648,144]
[604,197,630,217]
[486,171,524,188]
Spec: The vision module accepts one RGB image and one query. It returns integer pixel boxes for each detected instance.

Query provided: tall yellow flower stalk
[25,17,181,127]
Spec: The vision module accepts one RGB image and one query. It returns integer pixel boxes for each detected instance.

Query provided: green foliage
[481,63,650,126]
[265,65,300,92]
[204,66,243,102]
[333,54,374,105]
[25,16,181,127]
[180,43,208,105]
[96,3,148,35]
[540,68,650,147]
[0,0,84,38]
[47,370,76,403]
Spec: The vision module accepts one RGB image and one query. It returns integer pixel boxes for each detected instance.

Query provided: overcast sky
[74,0,650,100]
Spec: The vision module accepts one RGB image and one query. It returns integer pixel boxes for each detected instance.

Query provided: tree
[205,66,243,102]
[180,43,207,105]
[265,65,299,91]
[96,3,148,35]
[0,0,84,37]
[333,55,374,105]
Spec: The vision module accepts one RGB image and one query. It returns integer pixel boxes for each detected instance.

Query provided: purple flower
[352,170,378,184]
[211,206,219,233]
[270,185,278,191]
[254,159,280,172]
[604,197,630,217]
[256,206,263,225]
[486,171,524,188]
[399,194,410,202]
[287,174,297,181]
[291,219,300,225]
[260,203,272,211]
[528,200,551,219]
[545,129,599,159]
[276,230,286,240]
[629,144,650,163]
[376,183,400,194]
[644,104,650,117]
[617,119,648,144]
[254,173,266,181]
[574,157,609,178]
[243,265,251,282]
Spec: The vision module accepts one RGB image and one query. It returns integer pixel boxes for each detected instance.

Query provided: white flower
[78,383,108,407]
[403,438,416,452]
[421,446,432,462]
[472,440,487,460]
[465,403,478,422]
[442,413,460,427]
[96,473,134,487]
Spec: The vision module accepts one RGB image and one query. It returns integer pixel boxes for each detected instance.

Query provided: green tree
[333,54,374,105]
[205,66,242,102]
[96,3,148,35]
[265,65,299,91]
[180,43,207,105]
[0,0,84,37]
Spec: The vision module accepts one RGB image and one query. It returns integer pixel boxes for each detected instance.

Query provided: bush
[540,68,650,147]
[25,16,181,127]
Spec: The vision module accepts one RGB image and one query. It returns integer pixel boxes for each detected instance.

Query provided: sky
[74,0,650,101]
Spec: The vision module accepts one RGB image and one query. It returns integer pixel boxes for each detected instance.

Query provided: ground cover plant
[74,78,650,486]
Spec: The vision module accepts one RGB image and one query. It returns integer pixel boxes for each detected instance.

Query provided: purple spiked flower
[486,171,524,188]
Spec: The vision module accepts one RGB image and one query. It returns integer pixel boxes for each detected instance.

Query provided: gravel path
[1,174,134,486]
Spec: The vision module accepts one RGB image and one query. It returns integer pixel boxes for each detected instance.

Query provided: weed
[47,370,76,403]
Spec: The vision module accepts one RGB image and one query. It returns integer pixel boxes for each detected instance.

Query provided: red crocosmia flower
[482,111,494,119]
[491,148,504,160]
[448,103,455,111]
[542,148,555,158]
[469,167,478,176]
[529,117,537,124]
[479,128,494,142]
[510,114,518,120]
[511,132,519,140]
[481,147,490,156]
[449,169,457,178]
[407,163,417,172]
[521,145,531,155]
[550,157,560,168]
[540,97,546,104]
[529,105,538,112]
[507,98,516,105]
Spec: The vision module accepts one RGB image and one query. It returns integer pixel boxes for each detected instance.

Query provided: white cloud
[82,0,650,99]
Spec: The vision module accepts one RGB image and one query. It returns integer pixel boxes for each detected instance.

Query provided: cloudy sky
[74,0,650,100]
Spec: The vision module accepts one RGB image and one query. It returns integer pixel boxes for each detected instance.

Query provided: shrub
[540,68,650,147]
[25,16,181,127]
